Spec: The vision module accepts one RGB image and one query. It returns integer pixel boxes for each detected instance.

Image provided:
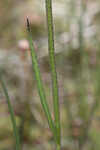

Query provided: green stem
[27,18,56,139]
[57,143,61,150]
[0,72,20,150]
[45,0,61,146]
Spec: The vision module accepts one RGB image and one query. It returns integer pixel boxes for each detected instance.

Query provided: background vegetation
[0,0,100,150]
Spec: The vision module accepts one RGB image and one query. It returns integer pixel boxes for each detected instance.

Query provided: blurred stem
[77,1,87,149]
[78,0,86,76]
[68,0,76,49]
[45,0,61,147]
[0,72,20,150]
[57,144,61,150]
[82,74,100,150]
[27,18,56,140]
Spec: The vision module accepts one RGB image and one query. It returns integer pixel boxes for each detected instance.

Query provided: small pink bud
[18,39,29,52]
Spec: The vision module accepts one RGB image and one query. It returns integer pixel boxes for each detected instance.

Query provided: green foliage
[27,0,61,149]
[27,18,56,138]
[1,0,100,150]
[0,72,20,150]
[45,0,61,147]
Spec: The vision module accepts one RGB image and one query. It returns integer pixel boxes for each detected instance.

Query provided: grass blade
[0,72,20,150]
[45,0,61,147]
[26,18,56,138]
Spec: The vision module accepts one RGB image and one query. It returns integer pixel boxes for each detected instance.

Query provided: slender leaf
[27,18,56,138]
[45,0,61,147]
[0,71,20,150]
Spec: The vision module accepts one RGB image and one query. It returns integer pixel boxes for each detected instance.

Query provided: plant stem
[57,143,61,150]
[27,18,56,139]
[0,72,20,150]
[45,0,61,147]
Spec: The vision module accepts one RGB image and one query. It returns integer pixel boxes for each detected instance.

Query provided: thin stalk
[78,0,86,77]
[77,1,87,149]
[57,144,61,150]
[45,0,61,147]
[0,72,20,150]
[26,18,56,139]
[79,52,100,150]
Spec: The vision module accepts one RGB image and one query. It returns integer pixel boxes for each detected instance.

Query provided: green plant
[27,0,61,149]
[0,0,61,149]
[0,72,20,150]
[1,0,100,150]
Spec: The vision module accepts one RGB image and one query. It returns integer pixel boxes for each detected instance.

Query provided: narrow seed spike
[26,17,30,32]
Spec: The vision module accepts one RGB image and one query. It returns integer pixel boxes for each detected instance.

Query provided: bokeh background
[0,0,100,150]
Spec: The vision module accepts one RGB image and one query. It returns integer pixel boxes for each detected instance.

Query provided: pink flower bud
[18,39,29,52]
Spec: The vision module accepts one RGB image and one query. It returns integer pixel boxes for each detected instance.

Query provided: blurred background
[0,0,100,150]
